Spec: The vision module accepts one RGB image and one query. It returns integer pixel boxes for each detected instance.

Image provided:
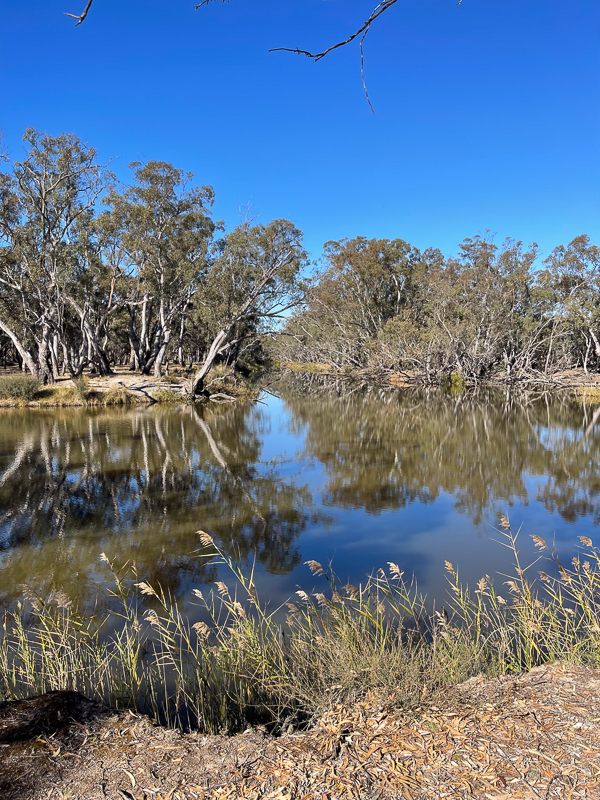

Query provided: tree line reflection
[0,403,321,608]
[1,383,599,611]
[277,375,600,527]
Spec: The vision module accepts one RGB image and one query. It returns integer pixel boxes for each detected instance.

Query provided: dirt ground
[2,663,600,800]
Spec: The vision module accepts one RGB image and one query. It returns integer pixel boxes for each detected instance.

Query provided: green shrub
[0,375,41,401]
[441,371,465,394]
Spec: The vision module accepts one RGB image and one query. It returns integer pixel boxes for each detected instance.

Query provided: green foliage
[0,375,41,400]
[576,386,600,404]
[276,232,600,385]
[0,129,307,392]
[1,126,599,389]
[441,372,465,394]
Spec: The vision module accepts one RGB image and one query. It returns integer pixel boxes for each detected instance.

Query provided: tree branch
[64,0,94,26]
[268,0,400,63]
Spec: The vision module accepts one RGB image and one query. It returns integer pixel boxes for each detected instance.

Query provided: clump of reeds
[1,521,599,735]
[71,376,90,403]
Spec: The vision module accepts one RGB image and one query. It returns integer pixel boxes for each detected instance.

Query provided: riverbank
[1,530,600,795]
[2,663,599,799]
[3,365,599,409]
[0,368,257,407]
[3,528,600,737]
[277,362,600,394]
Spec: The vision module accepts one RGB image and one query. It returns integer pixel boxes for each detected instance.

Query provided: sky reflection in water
[0,380,599,621]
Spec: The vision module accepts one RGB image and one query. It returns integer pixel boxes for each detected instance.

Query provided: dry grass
[152,386,185,404]
[276,362,332,374]
[202,364,258,401]
[1,521,599,736]
[576,385,600,403]
[102,384,141,405]
[0,378,145,407]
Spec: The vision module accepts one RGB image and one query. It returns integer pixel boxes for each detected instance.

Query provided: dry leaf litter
[1,663,599,799]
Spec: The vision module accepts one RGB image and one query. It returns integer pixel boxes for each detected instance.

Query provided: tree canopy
[276,233,600,385]
[1,127,599,391]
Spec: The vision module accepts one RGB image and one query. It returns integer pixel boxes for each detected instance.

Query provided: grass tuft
[103,384,139,405]
[152,387,183,404]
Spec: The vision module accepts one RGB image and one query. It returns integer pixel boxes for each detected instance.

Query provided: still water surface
[1,379,599,619]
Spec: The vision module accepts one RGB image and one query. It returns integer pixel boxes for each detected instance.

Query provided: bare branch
[269,0,400,62]
[360,28,374,114]
[64,0,94,26]
[195,0,232,8]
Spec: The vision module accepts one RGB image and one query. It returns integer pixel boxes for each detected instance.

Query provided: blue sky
[1,0,599,264]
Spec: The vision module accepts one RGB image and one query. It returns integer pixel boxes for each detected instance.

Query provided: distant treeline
[1,129,598,390]
[276,233,600,385]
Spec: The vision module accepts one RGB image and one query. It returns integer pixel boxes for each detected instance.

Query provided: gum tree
[0,129,110,382]
[106,161,215,377]
[191,218,307,397]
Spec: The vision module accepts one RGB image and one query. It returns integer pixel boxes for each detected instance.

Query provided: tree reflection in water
[0,402,320,610]
[1,380,600,614]
[278,374,600,529]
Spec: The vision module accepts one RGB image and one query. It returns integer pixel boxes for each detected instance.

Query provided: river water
[1,378,599,620]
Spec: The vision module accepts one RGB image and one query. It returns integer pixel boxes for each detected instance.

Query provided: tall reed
[1,520,599,734]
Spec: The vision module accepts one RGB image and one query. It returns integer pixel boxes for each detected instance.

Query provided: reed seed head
[305,560,324,576]
[531,535,547,550]
[197,531,214,547]
[192,621,210,638]
[136,582,157,596]
[388,562,403,579]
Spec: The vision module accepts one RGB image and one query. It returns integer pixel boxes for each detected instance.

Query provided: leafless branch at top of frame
[65,0,465,110]
[64,0,95,26]
[268,0,402,115]
[269,0,400,62]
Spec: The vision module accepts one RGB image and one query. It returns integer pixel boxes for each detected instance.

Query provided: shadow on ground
[0,691,110,800]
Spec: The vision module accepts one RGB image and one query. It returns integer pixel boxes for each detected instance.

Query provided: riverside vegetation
[1,522,599,735]
[2,128,600,396]
[0,364,256,407]
[0,374,141,407]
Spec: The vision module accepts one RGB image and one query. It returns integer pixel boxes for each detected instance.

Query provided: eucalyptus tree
[279,236,431,369]
[106,161,215,377]
[191,219,307,396]
[540,235,600,372]
[59,208,132,376]
[426,236,541,382]
[0,129,110,382]
[376,236,545,383]
[278,233,550,384]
